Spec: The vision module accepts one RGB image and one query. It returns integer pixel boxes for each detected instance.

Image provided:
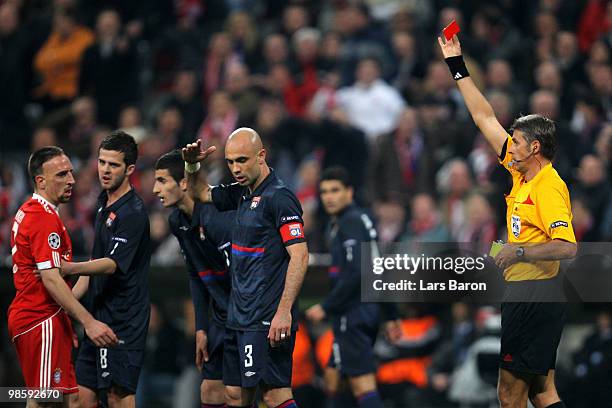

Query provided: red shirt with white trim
[8,194,73,340]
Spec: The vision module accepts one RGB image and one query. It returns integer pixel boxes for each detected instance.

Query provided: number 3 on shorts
[244,344,253,368]
[100,348,108,369]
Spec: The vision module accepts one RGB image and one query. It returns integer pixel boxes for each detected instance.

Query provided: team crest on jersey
[106,212,116,228]
[48,233,61,249]
[511,215,521,238]
[53,368,61,384]
[289,223,302,237]
[250,196,261,210]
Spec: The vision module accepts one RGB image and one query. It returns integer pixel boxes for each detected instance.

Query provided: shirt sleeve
[30,212,63,270]
[188,267,210,331]
[269,188,306,246]
[211,183,243,211]
[104,212,148,274]
[322,216,368,315]
[536,183,577,243]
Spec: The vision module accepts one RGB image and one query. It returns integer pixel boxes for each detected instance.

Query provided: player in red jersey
[8,146,118,407]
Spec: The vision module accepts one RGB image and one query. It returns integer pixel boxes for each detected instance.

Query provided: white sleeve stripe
[52,251,60,267]
[36,261,52,270]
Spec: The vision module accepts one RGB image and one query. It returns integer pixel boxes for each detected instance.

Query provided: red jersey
[8,194,73,340]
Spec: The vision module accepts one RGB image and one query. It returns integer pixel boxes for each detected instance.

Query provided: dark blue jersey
[211,169,306,332]
[168,202,233,328]
[322,203,398,322]
[87,189,150,349]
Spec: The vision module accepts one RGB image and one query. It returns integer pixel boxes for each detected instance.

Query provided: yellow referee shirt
[499,136,576,281]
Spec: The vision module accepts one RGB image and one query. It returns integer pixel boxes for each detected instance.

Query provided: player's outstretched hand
[437,34,462,59]
[182,139,216,164]
[268,309,292,347]
[305,304,326,324]
[84,319,119,347]
[60,260,75,276]
[195,329,209,372]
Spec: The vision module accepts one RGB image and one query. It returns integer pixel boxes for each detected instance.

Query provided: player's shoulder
[20,199,59,225]
[167,207,182,230]
[22,197,55,215]
[267,180,299,202]
[339,205,372,231]
[117,190,149,220]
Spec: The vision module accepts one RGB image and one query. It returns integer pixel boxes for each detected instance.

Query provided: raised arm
[438,35,507,156]
[182,139,217,203]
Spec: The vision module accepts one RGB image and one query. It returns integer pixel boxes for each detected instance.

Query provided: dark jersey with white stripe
[323,203,398,324]
[211,170,306,331]
[87,189,150,349]
[168,202,233,327]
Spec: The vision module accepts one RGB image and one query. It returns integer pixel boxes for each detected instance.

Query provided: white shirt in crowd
[337,79,406,141]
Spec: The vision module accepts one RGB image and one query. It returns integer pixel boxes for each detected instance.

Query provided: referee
[438,35,577,408]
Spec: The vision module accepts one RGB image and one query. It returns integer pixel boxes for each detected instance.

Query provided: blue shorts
[76,339,144,394]
[223,329,295,388]
[328,306,379,377]
[202,322,225,381]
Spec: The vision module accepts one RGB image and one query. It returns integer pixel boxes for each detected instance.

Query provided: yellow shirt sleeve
[535,182,576,243]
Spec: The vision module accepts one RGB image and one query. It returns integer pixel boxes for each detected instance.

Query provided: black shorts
[500,301,566,376]
[328,307,379,377]
[202,321,224,381]
[223,328,295,388]
[76,339,144,394]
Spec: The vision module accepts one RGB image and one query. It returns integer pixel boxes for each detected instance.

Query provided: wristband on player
[445,55,470,80]
[184,161,201,174]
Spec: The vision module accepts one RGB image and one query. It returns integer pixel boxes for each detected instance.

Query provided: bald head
[226,127,263,155]
[225,127,268,189]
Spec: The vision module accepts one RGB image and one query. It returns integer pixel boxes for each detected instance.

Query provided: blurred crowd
[1,0,611,261]
[0,0,611,406]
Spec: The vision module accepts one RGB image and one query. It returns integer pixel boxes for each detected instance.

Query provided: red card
[443,19,461,41]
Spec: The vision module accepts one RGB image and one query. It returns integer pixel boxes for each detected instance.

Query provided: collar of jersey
[336,202,357,218]
[521,162,553,185]
[98,187,135,212]
[32,193,58,213]
[243,168,276,199]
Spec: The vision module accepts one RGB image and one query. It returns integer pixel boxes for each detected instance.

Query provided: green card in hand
[489,241,504,257]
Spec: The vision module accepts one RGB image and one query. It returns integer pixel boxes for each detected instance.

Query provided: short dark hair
[28,146,65,184]
[510,114,556,160]
[320,166,352,188]
[99,130,138,166]
[155,150,184,184]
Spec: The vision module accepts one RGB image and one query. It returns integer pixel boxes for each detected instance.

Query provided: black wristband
[445,55,470,80]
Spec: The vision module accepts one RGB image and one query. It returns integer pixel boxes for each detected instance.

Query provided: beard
[101,172,127,192]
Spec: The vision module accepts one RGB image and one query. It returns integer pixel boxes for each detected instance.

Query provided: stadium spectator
[402,193,451,245]
[79,9,139,126]
[33,7,94,112]
[369,107,432,203]
[337,57,405,142]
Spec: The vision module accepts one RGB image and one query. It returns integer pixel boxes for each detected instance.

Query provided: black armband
[445,56,470,80]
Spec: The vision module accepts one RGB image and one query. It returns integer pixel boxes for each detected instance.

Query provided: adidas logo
[503,353,513,362]
[454,72,463,79]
